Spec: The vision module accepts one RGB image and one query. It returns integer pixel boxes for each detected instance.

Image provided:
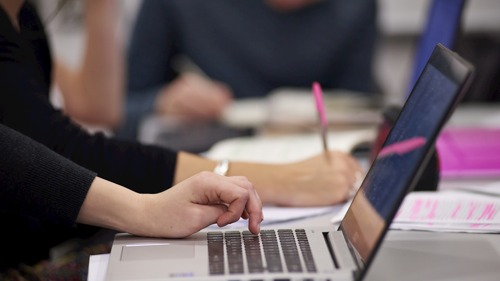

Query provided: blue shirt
[120,0,377,139]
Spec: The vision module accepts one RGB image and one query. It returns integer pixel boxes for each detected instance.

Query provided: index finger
[225,177,262,234]
[189,173,263,234]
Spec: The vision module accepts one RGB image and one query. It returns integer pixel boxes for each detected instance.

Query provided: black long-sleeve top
[0,123,95,226]
[0,3,178,194]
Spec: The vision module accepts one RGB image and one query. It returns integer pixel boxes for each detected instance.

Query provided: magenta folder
[436,128,500,178]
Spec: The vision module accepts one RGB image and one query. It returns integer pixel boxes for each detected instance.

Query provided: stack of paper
[332,188,500,233]
[390,191,500,233]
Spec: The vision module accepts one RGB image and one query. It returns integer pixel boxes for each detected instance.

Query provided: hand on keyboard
[137,171,263,238]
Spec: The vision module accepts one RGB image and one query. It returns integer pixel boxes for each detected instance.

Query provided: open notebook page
[206,128,376,163]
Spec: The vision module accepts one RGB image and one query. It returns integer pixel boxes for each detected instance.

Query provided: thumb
[195,204,229,227]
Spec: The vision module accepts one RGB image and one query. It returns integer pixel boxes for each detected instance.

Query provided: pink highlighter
[312,82,328,151]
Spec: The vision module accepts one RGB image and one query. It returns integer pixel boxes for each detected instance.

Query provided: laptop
[105,44,474,281]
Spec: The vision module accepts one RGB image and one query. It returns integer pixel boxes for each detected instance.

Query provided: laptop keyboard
[208,229,317,275]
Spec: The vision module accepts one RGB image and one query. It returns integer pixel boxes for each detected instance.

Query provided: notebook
[104,44,474,281]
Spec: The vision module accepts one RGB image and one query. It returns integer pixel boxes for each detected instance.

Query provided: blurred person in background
[119,0,377,139]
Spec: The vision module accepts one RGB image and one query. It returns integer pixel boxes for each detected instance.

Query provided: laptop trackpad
[121,243,195,261]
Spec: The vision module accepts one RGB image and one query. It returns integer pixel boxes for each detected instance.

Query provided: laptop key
[278,230,302,273]
[226,231,244,274]
[243,231,264,273]
[261,230,283,273]
[208,232,225,275]
[295,229,317,273]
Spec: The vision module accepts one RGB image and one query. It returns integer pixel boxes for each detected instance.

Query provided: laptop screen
[339,44,473,272]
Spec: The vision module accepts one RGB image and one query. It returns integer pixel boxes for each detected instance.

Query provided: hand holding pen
[312,82,363,197]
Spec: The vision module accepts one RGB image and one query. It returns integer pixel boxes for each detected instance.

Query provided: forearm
[174,152,217,184]
[82,0,124,126]
[174,151,360,207]
[78,170,263,238]
[174,152,286,205]
[226,162,290,205]
[76,177,144,233]
[62,0,124,127]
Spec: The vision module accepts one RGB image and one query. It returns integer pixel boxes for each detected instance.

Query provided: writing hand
[271,151,363,206]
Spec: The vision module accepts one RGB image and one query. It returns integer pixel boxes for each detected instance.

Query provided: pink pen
[312,82,328,152]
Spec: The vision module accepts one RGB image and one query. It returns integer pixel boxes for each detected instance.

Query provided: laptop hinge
[327,231,358,272]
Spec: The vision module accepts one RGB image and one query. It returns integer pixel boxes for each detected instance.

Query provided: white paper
[221,98,269,128]
[331,191,500,233]
[220,89,382,128]
[395,192,500,224]
[207,129,376,163]
[390,222,500,233]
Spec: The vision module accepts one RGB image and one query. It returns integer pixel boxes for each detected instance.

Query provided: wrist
[77,177,144,234]
[123,193,151,236]
[174,152,217,184]
[264,162,311,206]
[227,162,285,205]
[265,164,295,205]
